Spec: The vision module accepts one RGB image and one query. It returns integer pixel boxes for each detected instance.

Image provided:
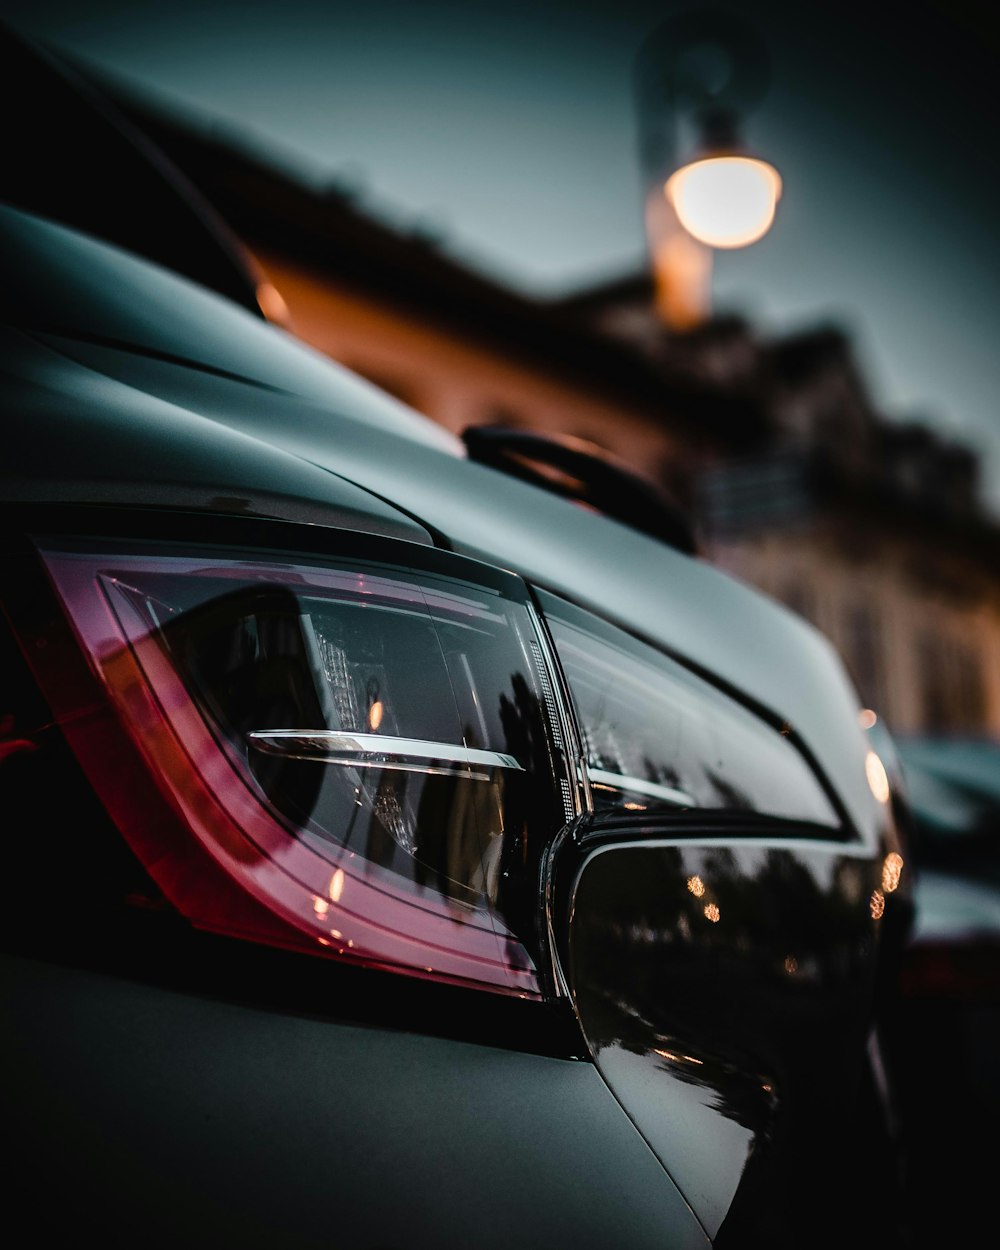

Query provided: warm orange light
[368,700,384,730]
[704,902,721,923]
[312,896,329,918]
[651,226,712,330]
[329,868,345,902]
[870,889,885,920]
[858,708,878,730]
[865,751,891,804]
[653,1049,704,1066]
[256,281,290,325]
[784,955,798,975]
[687,874,706,898]
[666,156,781,249]
[882,852,904,894]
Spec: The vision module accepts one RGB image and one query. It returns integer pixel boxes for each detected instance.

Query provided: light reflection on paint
[653,1048,704,1066]
[687,875,706,898]
[858,708,878,730]
[882,852,904,894]
[256,281,290,325]
[313,896,329,918]
[329,868,345,902]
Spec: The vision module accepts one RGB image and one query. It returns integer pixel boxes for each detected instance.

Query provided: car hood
[1,205,880,838]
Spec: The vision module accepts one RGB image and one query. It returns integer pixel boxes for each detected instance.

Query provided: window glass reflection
[111,562,565,911]
[540,594,839,828]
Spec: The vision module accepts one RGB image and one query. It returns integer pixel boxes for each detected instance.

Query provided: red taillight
[32,541,573,997]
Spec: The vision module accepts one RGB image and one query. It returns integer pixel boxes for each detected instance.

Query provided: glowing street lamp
[635,9,780,325]
[666,154,781,249]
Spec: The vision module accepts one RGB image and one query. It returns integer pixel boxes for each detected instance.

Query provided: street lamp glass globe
[666,156,782,249]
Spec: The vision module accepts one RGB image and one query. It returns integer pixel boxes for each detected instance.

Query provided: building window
[781,580,814,624]
[918,629,986,734]
[843,602,885,714]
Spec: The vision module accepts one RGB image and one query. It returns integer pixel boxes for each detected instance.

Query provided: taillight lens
[538,591,842,829]
[37,541,573,996]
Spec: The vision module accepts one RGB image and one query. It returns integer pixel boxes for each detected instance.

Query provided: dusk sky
[9,0,999,506]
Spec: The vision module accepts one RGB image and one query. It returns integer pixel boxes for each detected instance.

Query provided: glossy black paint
[0,52,910,1242]
[0,25,263,316]
[563,829,907,1247]
[0,203,882,842]
[2,954,710,1250]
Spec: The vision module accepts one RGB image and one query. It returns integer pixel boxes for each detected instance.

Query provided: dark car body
[1,28,912,1250]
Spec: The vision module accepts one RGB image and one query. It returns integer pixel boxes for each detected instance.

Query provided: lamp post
[635,9,780,329]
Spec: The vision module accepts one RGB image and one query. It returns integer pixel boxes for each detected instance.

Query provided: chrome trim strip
[579,834,875,860]
[525,600,588,819]
[540,820,578,1000]
[588,767,696,808]
[525,599,587,1001]
[248,730,522,780]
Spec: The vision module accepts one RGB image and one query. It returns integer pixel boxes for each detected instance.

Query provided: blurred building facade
[108,85,1000,743]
